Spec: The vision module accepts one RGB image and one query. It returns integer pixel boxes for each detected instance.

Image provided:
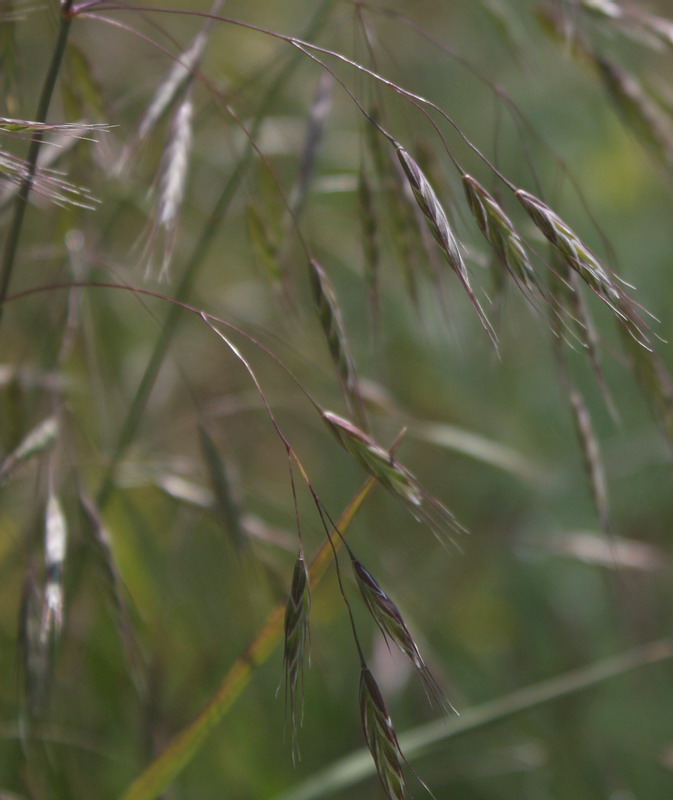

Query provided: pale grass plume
[114,7,217,174]
[149,92,194,280]
[43,493,67,642]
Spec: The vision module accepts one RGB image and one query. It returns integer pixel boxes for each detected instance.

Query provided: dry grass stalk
[309,259,358,394]
[359,666,407,800]
[395,145,496,345]
[283,552,311,759]
[0,415,58,484]
[352,558,449,710]
[462,174,536,289]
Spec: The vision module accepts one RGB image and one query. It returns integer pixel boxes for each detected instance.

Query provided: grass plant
[2,2,673,799]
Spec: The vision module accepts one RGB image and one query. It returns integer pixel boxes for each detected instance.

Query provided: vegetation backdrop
[2,1,673,799]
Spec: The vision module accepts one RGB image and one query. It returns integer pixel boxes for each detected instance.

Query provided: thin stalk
[0,2,74,327]
[94,0,333,508]
[118,474,378,800]
[273,638,673,800]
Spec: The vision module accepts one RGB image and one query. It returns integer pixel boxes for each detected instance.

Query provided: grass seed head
[462,175,536,288]
[515,188,621,304]
[359,666,407,800]
[353,558,449,709]
[309,260,357,392]
[283,553,311,758]
[322,411,422,507]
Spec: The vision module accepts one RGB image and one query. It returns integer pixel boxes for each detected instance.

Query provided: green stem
[0,4,74,327]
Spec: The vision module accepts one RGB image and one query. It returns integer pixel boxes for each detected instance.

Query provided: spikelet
[395,146,496,345]
[322,411,421,507]
[359,667,407,800]
[462,174,536,288]
[352,558,449,710]
[322,410,464,545]
[283,553,311,759]
[309,259,357,393]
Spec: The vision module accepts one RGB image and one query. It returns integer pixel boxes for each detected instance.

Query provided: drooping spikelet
[462,174,536,288]
[359,666,407,800]
[352,558,449,709]
[396,146,496,345]
[283,553,311,758]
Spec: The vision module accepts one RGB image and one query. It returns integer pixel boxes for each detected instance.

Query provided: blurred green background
[2,1,673,798]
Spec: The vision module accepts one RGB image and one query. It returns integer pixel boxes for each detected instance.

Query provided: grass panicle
[352,557,450,711]
[19,561,49,719]
[283,552,311,759]
[359,666,408,800]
